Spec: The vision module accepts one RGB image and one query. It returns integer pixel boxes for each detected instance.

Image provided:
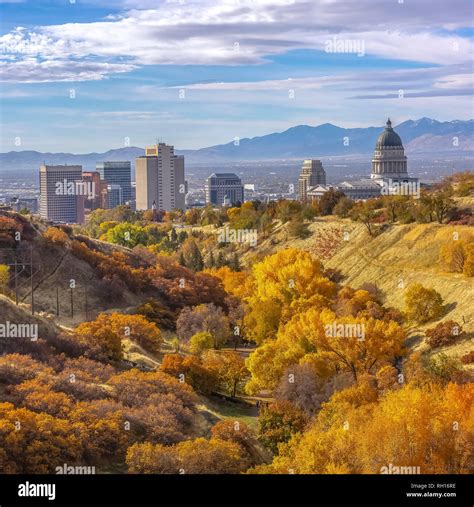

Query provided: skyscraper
[205,173,244,206]
[96,161,132,205]
[82,171,102,211]
[135,143,186,212]
[39,165,85,224]
[174,155,186,211]
[298,160,326,202]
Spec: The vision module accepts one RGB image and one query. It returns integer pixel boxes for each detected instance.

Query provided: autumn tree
[160,354,219,394]
[333,196,354,218]
[351,200,379,236]
[43,227,69,245]
[73,320,122,362]
[135,299,176,330]
[202,350,248,397]
[126,437,244,474]
[258,400,308,454]
[275,363,333,416]
[176,303,231,348]
[244,248,336,344]
[211,420,267,467]
[189,331,214,355]
[256,382,473,474]
[432,190,455,224]
[319,189,345,215]
[463,243,474,277]
[440,241,466,273]
[0,402,82,473]
[404,283,443,323]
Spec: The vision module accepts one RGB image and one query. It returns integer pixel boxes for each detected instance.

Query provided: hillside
[232,216,474,367]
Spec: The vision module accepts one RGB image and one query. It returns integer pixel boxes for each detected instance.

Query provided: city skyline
[0,0,473,153]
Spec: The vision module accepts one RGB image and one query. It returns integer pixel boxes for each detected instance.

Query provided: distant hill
[1,118,472,170]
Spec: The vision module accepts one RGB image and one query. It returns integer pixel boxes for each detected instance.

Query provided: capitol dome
[371,118,408,180]
[376,119,403,148]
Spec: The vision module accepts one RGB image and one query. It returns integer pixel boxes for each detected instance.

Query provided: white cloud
[0,59,136,83]
[0,0,472,82]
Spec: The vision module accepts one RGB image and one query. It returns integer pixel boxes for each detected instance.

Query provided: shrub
[426,321,463,348]
[43,227,69,245]
[404,283,443,323]
[460,351,474,364]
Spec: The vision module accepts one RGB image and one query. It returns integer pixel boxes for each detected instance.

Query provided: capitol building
[303,118,419,201]
[370,118,418,186]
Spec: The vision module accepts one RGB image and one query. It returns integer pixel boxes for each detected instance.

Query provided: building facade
[371,118,408,180]
[81,171,102,211]
[205,173,244,206]
[39,165,85,224]
[96,161,132,206]
[298,159,326,202]
[105,185,124,209]
[135,144,186,212]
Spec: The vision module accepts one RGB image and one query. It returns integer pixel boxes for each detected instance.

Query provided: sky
[0,0,473,153]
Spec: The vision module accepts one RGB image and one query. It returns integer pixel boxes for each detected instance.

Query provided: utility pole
[14,259,18,305]
[30,246,34,315]
[84,283,88,321]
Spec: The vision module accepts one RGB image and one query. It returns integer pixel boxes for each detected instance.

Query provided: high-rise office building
[39,165,85,224]
[298,160,326,202]
[174,155,186,211]
[106,185,124,209]
[135,144,186,212]
[205,173,244,206]
[82,171,102,211]
[96,161,132,206]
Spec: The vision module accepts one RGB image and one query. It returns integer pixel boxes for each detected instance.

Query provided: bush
[460,351,474,364]
[43,227,69,245]
[404,283,443,323]
[333,197,354,218]
[287,219,310,239]
[426,321,463,348]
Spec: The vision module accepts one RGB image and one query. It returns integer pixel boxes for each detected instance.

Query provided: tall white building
[135,144,186,212]
[39,165,85,224]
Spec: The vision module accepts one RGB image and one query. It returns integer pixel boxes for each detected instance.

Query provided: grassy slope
[238,216,474,368]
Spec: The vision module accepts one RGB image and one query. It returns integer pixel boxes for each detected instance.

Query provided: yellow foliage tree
[245,307,405,394]
[244,248,337,343]
[404,283,443,323]
[254,382,473,474]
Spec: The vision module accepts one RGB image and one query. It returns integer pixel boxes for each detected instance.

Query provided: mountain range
[1,118,472,171]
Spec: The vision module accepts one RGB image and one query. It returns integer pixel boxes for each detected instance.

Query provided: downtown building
[298,160,326,202]
[96,161,133,208]
[39,165,85,224]
[135,144,186,212]
[205,173,244,206]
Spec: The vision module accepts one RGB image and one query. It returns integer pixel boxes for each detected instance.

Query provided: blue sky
[0,0,473,152]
